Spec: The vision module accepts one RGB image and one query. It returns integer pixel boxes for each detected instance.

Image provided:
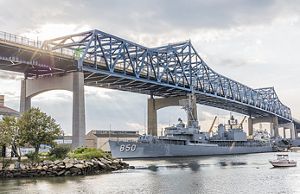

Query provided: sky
[0,0,300,136]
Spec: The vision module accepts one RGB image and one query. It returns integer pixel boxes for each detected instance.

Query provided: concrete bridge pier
[283,128,287,139]
[248,116,279,137]
[290,124,295,139]
[20,80,31,113]
[20,72,86,148]
[279,122,295,139]
[147,96,157,136]
[147,94,197,136]
[295,129,300,139]
[248,117,253,136]
[270,117,279,137]
[184,94,198,127]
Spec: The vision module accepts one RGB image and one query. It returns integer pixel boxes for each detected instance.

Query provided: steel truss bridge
[0,30,293,124]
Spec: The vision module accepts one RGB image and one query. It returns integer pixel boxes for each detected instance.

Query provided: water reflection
[187,161,200,172]
[148,164,159,172]
[0,153,300,194]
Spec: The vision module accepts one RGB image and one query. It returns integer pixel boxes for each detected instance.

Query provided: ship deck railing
[209,140,271,147]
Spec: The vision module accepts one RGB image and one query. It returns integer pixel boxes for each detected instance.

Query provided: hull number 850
[120,144,137,152]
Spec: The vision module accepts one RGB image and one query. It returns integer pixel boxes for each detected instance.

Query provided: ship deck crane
[239,116,247,128]
[209,116,218,136]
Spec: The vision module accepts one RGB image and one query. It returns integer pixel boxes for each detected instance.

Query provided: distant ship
[109,98,273,159]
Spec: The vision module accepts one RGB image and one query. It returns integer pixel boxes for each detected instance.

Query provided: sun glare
[21,23,91,40]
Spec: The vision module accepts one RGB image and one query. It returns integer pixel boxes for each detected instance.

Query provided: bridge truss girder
[26,29,290,122]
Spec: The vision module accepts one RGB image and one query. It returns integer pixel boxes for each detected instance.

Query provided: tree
[0,118,9,146]
[18,108,61,155]
[0,116,23,161]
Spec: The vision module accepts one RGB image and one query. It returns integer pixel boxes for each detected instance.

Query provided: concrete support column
[72,72,86,148]
[270,125,274,137]
[250,116,281,137]
[20,80,31,113]
[283,128,286,139]
[290,123,295,140]
[147,97,157,136]
[248,117,253,136]
[272,116,279,137]
[278,122,296,139]
[186,93,198,127]
[147,95,187,137]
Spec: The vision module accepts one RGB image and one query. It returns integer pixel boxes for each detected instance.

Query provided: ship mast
[180,78,199,128]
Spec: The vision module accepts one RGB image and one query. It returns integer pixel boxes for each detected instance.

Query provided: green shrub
[68,147,109,160]
[25,152,40,163]
[1,158,13,169]
[49,144,71,159]
[39,152,49,157]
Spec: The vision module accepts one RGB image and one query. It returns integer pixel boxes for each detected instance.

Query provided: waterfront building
[0,95,19,157]
[85,130,140,151]
[0,95,19,118]
[54,135,73,145]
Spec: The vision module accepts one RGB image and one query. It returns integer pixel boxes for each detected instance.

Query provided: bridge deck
[0,30,293,124]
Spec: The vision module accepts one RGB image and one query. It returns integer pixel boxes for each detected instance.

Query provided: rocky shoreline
[0,157,129,178]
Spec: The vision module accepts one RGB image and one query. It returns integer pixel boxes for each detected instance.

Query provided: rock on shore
[0,157,129,178]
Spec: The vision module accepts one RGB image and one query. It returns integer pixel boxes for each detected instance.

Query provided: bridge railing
[0,31,76,58]
[0,31,42,48]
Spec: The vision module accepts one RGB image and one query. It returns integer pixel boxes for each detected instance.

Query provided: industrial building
[0,95,19,157]
[54,135,73,145]
[0,95,19,117]
[85,130,140,151]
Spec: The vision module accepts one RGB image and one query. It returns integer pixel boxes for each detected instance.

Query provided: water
[1,152,300,194]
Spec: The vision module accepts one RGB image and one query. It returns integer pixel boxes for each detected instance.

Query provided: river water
[1,152,300,194]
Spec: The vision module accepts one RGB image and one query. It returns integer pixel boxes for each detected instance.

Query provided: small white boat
[269,154,297,167]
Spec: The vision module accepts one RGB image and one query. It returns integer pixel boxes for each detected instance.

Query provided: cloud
[33,92,72,103]
[2,0,300,36]
[0,71,23,80]
[212,58,247,68]
[85,87,113,99]
[125,122,145,131]
[21,23,91,40]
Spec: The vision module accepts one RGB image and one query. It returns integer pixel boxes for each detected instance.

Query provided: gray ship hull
[109,140,273,158]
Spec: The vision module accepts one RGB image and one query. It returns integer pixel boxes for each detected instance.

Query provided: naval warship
[109,97,273,158]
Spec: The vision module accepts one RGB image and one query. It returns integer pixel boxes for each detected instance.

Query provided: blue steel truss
[42,29,292,121]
